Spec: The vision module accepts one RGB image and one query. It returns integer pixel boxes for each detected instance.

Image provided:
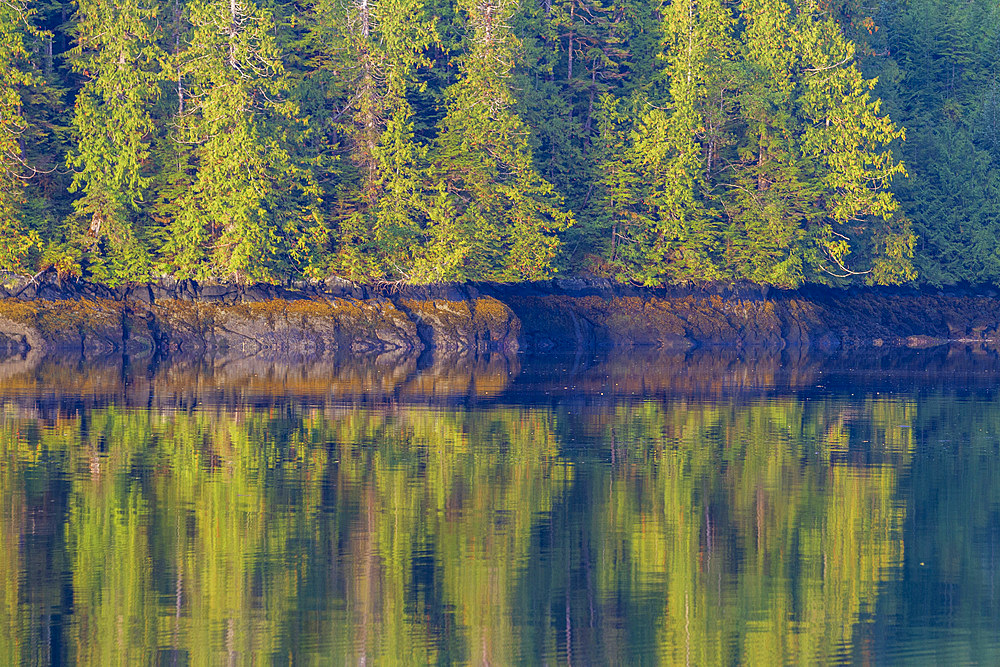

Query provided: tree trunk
[567,3,574,81]
[583,60,597,133]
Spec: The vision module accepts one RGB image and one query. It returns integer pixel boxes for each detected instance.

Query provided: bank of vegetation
[1,0,997,288]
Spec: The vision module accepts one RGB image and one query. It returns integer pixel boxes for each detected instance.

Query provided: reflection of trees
[0,404,569,663]
[862,395,1000,662]
[9,344,1000,411]
[0,350,522,411]
[0,412,25,666]
[0,393,917,663]
[534,398,913,663]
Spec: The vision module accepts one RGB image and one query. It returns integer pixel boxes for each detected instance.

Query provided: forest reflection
[1,347,1000,662]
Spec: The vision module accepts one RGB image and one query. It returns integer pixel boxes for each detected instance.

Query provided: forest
[0,0,997,287]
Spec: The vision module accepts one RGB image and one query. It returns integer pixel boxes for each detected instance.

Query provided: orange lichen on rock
[0,298,125,354]
[145,296,420,355]
[398,296,520,352]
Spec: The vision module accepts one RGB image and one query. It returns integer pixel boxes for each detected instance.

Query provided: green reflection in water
[0,394,909,664]
[550,398,912,664]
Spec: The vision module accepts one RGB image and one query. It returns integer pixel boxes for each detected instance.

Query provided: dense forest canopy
[0,0,996,287]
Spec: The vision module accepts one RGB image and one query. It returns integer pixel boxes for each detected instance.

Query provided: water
[1,346,1000,664]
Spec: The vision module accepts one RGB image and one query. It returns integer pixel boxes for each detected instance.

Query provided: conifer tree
[67,0,167,284]
[722,0,817,285]
[147,0,196,263]
[588,93,645,269]
[160,0,325,283]
[310,0,440,280]
[0,0,955,288]
[796,0,912,284]
[721,0,910,285]
[514,0,641,270]
[516,0,606,206]
[593,0,732,285]
[433,0,573,281]
[868,0,998,286]
[0,0,39,274]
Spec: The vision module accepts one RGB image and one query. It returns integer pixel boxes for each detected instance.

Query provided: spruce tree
[588,93,646,271]
[67,0,167,284]
[0,0,39,274]
[720,0,910,285]
[433,0,572,281]
[160,0,325,283]
[592,0,732,285]
[514,0,641,271]
[796,1,912,284]
[309,0,440,280]
[868,0,999,286]
[724,0,818,285]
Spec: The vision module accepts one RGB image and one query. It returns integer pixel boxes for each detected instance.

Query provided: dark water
[2,345,1000,664]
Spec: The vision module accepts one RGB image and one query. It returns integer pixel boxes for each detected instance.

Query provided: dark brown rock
[5,273,1000,357]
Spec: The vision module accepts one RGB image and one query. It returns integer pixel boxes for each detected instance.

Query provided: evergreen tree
[0,0,40,274]
[590,0,732,285]
[795,1,912,284]
[514,0,645,270]
[19,0,78,258]
[66,0,167,284]
[308,0,440,280]
[587,92,645,271]
[867,0,1000,286]
[147,0,195,267]
[160,0,325,283]
[433,0,573,281]
[10,0,1000,289]
[721,0,910,285]
[724,0,813,285]
[628,0,731,284]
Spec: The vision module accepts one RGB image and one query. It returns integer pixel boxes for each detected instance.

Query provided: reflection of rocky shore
[8,274,1000,357]
[5,344,1000,416]
[0,349,523,413]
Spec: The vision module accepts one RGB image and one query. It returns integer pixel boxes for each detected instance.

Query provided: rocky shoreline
[2,272,1000,358]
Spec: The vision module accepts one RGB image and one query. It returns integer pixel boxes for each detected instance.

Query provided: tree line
[0,0,996,287]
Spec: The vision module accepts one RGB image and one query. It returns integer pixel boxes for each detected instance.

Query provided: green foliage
[7,0,1000,287]
[158,0,326,283]
[0,365,926,663]
[66,0,166,285]
[586,0,910,287]
[38,240,81,277]
[864,0,1000,286]
[0,0,43,273]
[308,0,443,280]
[432,0,573,281]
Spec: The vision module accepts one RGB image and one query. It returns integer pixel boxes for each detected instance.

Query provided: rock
[6,278,1000,358]
[396,296,520,353]
[0,298,125,355]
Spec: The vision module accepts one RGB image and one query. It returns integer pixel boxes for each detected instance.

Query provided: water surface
[1,346,999,664]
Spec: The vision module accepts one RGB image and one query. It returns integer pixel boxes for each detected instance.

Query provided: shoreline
[3,273,1000,358]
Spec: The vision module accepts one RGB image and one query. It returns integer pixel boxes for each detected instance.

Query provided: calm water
[2,346,1000,664]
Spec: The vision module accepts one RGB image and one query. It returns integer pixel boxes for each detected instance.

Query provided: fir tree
[867,0,999,286]
[593,0,732,285]
[720,0,910,285]
[723,0,818,285]
[796,0,911,284]
[309,0,440,280]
